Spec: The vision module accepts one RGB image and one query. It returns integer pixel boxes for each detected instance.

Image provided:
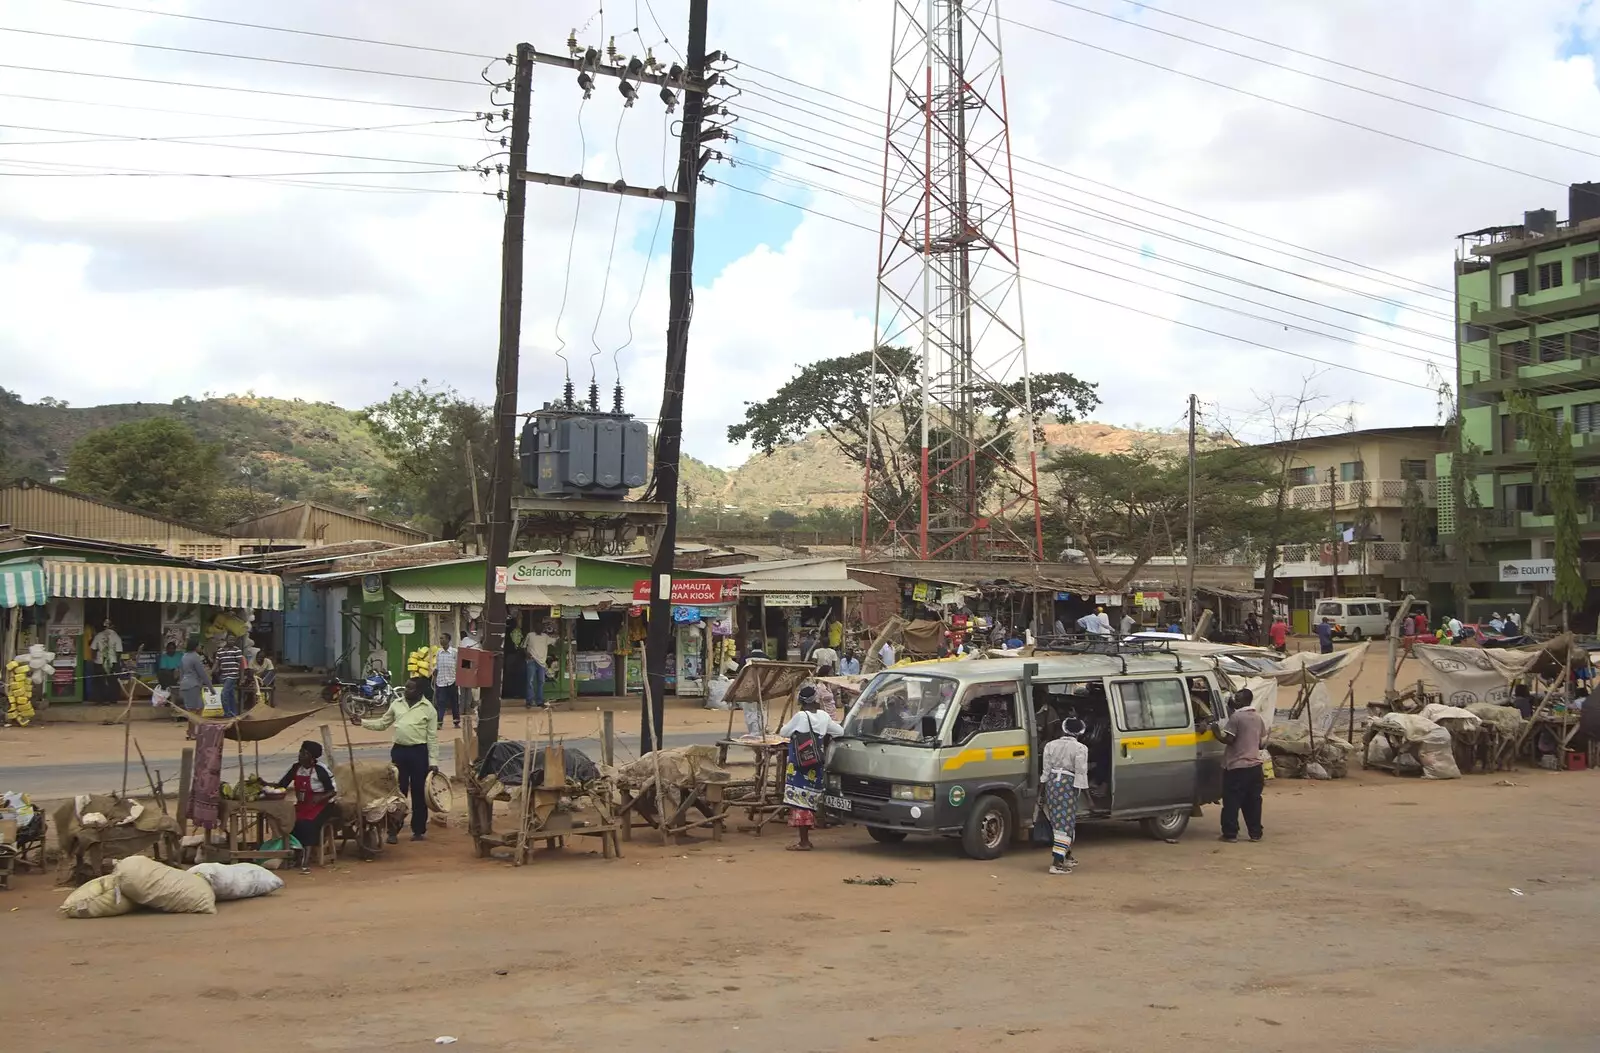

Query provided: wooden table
[207,797,297,865]
[716,738,790,835]
[1525,711,1590,768]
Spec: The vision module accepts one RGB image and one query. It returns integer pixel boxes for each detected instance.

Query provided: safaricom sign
[507,555,577,587]
[1499,559,1556,582]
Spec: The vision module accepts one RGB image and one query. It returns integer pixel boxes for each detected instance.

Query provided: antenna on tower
[862,0,1041,562]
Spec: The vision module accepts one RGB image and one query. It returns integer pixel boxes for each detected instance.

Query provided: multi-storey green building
[1448,183,1600,626]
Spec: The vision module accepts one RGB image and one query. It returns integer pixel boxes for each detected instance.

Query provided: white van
[1313,597,1390,640]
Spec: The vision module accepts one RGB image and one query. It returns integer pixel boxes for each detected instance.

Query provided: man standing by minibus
[1210,688,1266,843]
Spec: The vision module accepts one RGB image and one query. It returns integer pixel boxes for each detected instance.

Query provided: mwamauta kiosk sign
[508,555,577,588]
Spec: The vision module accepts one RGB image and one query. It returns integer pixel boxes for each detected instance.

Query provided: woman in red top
[265,740,338,872]
[1267,617,1289,654]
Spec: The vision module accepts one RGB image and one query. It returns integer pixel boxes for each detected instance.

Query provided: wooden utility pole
[1184,393,1198,637]
[642,0,710,752]
[475,43,534,760]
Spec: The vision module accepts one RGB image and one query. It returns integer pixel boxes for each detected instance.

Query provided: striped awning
[0,560,46,608]
[44,559,283,610]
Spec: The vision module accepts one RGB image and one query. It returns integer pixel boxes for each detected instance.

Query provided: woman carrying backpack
[779,685,845,852]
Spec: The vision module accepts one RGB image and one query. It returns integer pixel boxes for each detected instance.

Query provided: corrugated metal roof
[740,576,876,594]
[389,582,634,609]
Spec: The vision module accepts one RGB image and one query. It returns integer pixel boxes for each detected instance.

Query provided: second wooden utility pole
[475,43,534,760]
[642,0,710,752]
[1184,393,1197,637]
[1327,465,1341,597]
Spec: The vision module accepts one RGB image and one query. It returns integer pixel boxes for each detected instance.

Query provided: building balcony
[1460,356,1600,395]
[1255,540,1411,581]
[1482,505,1600,537]
[1467,283,1600,329]
[1255,479,1433,512]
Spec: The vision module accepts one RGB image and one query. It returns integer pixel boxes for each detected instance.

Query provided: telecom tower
[863,0,1040,562]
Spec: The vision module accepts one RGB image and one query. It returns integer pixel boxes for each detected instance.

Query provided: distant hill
[0,391,392,511]
[0,389,1191,518]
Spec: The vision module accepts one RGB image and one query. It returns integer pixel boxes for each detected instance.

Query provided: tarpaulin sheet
[1412,645,1539,706]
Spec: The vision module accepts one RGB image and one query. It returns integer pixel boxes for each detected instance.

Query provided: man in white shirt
[433,633,460,729]
[811,641,839,672]
[1120,612,1137,636]
[878,641,896,668]
[524,622,555,709]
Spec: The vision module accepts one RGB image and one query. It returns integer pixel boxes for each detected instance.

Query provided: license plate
[822,794,851,812]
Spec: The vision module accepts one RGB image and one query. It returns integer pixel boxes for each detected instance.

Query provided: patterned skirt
[784,742,822,827]
[1042,772,1080,853]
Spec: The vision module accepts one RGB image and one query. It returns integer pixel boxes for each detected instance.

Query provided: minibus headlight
[891,784,935,801]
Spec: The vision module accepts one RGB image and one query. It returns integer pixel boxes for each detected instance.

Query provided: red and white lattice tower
[862,0,1041,561]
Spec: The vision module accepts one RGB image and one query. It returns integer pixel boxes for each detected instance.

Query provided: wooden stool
[315,822,338,866]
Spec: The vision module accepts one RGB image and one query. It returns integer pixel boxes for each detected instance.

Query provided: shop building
[0,479,239,558]
[0,530,283,704]
[700,557,877,663]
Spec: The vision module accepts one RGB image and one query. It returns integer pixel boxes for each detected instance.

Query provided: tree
[1510,392,1586,623]
[767,509,800,529]
[359,381,491,539]
[1047,442,1323,593]
[67,417,223,523]
[727,347,1098,542]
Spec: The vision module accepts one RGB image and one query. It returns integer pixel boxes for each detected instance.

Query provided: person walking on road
[1211,688,1267,843]
[1268,616,1288,655]
[355,676,439,843]
[778,686,845,852]
[1314,617,1335,655]
[433,633,460,729]
[178,636,209,736]
[524,622,554,709]
[214,635,245,717]
[1041,717,1091,874]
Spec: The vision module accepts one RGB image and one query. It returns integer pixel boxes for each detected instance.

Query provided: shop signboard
[912,582,930,602]
[394,613,417,636]
[508,554,577,588]
[763,592,813,607]
[575,651,615,683]
[362,574,384,601]
[404,601,452,613]
[1499,559,1555,582]
[631,578,739,604]
[493,567,508,594]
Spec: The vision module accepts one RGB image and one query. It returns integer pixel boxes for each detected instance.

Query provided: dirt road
[2,766,1594,1053]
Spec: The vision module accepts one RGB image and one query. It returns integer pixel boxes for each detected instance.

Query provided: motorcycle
[322,660,397,722]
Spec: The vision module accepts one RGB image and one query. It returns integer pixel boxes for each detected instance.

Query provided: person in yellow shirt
[354,676,439,843]
[827,615,843,649]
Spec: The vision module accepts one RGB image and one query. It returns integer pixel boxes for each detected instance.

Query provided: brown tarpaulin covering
[172,702,331,742]
[901,618,946,654]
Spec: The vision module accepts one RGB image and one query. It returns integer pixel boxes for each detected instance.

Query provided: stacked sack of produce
[58,857,282,919]
[5,658,35,726]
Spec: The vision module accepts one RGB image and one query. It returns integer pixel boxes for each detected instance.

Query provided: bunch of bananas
[5,660,36,727]
[406,645,441,679]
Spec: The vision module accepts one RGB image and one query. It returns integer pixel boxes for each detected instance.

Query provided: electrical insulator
[577,71,595,99]
[618,79,638,107]
[606,36,619,63]
[625,55,644,77]
[566,29,579,56]
[563,379,575,407]
[667,62,684,84]
[644,47,657,72]
[659,86,678,112]
[588,381,600,411]
[583,46,600,68]
[612,384,624,414]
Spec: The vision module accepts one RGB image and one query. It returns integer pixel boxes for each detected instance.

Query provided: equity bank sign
[507,555,577,588]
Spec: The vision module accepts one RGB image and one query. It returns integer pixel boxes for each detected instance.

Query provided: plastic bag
[58,875,135,919]
[1305,761,1331,780]
[1366,736,1395,767]
[201,687,223,718]
[1419,726,1461,780]
[704,676,731,711]
[187,861,284,901]
[114,855,217,914]
[150,686,171,708]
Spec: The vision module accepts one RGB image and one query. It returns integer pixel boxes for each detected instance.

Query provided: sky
[4,0,1600,468]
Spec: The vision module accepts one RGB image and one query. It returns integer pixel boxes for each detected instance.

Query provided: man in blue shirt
[1314,617,1335,654]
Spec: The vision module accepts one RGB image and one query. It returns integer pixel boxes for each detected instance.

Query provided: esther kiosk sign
[1499,559,1556,582]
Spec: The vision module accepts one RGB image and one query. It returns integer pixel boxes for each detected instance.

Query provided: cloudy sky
[4,0,1600,466]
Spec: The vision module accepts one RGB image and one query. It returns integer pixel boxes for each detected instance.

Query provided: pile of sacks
[1265,724,1358,780]
[58,857,282,919]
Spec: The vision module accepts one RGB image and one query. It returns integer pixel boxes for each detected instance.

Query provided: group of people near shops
[151,631,272,727]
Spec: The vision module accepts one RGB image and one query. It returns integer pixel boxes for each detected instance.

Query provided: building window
[1499,340,1530,376]
[1503,483,1534,512]
[1572,330,1600,359]
[1538,261,1564,290]
[1500,268,1530,304]
[1539,333,1567,362]
[1576,253,1600,282]
[1285,466,1316,487]
[1574,402,1600,434]
[1339,461,1364,482]
[1400,459,1429,481]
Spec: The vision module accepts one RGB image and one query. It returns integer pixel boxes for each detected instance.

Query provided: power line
[731,112,1460,339]
[0,121,475,169]
[0,117,480,150]
[1038,0,1600,159]
[728,71,1456,301]
[992,13,1576,188]
[0,25,485,87]
[0,91,491,141]
[1124,0,1600,145]
[708,178,1437,392]
[42,0,499,60]
[0,62,481,114]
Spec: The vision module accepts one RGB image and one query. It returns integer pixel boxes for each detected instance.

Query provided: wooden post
[645,679,669,846]
[602,709,615,767]
[177,746,194,827]
[133,739,165,814]
[319,723,335,763]
[121,702,132,798]
[1384,595,1414,703]
[513,713,535,865]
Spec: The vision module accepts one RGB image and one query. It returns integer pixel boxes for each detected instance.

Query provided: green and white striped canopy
[44,559,282,610]
[0,560,46,608]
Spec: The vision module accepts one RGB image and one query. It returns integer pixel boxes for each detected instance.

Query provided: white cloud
[3,0,1599,472]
